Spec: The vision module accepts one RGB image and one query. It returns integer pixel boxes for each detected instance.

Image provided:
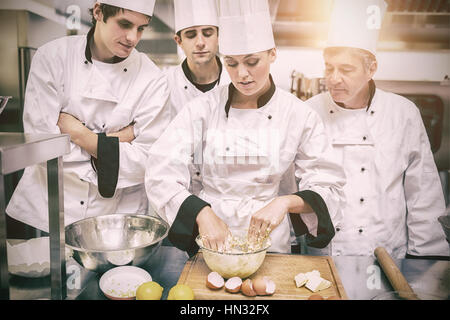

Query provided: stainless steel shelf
[0,133,70,175]
[0,132,70,300]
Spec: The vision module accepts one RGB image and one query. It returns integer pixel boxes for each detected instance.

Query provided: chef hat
[99,0,156,17]
[174,0,219,33]
[326,0,387,55]
[218,0,275,56]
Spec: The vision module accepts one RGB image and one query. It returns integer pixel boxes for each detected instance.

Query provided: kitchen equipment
[0,96,12,116]
[7,238,50,278]
[438,214,450,243]
[195,234,271,279]
[374,247,420,300]
[65,214,169,273]
[99,266,152,300]
[177,252,348,300]
[1,133,70,300]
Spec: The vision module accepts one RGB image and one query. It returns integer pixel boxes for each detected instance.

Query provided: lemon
[136,281,163,300]
[167,284,195,300]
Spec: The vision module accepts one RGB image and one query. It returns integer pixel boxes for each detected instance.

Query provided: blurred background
[0,0,449,237]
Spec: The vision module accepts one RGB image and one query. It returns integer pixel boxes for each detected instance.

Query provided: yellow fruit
[136,281,163,300]
[167,284,195,300]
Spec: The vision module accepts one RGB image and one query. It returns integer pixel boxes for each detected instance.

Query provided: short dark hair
[89,4,151,26]
[89,4,123,26]
[176,26,219,41]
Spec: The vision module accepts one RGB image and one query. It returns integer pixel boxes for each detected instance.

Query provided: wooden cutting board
[177,251,348,300]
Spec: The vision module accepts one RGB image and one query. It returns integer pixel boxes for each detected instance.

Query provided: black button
[359,229,363,233]
[102,124,105,128]
[80,201,84,205]
[336,227,340,232]
[84,60,88,64]
[124,68,128,72]
[371,111,375,115]
[363,136,367,141]
[196,172,200,176]
[360,198,364,202]
[184,86,188,90]
[330,110,334,114]
[226,147,230,151]
[361,167,365,172]
[268,115,272,120]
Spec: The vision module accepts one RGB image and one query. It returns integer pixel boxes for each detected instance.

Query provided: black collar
[225,74,276,118]
[335,79,376,112]
[181,56,223,88]
[84,27,95,63]
[365,79,376,112]
[84,26,126,64]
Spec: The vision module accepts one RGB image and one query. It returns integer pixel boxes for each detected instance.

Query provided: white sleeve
[22,45,90,163]
[404,106,449,257]
[294,109,346,236]
[116,73,171,189]
[145,102,203,226]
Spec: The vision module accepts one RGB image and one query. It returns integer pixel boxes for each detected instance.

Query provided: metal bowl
[65,214,169,273]
[195,233,271,279]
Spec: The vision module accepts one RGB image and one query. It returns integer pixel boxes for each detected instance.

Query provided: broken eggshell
[225,277,242,293]
[206,271,224,290]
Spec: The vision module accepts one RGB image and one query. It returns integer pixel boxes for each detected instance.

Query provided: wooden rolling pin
[374,247,420,300]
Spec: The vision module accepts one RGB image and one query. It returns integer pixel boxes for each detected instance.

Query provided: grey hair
[324,47,377,71]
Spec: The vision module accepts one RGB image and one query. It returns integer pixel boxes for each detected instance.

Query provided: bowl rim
[195,234,271,256]
[99,266,152,300]
[65,214,169,253]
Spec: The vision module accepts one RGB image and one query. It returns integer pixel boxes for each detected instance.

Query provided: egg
[206,271,224,290]
[308,294,324,300]
[225,277,242,293]
[252,276,276,296]
[241,279,256,297]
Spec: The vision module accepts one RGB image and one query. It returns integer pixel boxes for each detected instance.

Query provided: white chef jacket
[6,30,171,232]
[164,58,231,196]
[306,87,449,258]
[145,79,346,254]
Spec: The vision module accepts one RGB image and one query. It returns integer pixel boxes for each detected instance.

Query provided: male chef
[7,0,171,232]
[305,0,449,258]
[165,0,230,196]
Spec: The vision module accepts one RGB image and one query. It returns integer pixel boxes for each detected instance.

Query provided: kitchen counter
[8,245,450,300]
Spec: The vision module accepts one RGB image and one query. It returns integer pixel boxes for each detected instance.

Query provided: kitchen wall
[0,9,67,132]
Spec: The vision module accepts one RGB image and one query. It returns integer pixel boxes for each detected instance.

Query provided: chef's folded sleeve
[167,195,211,257]
[91,133,119,198]
[289,190,335,249]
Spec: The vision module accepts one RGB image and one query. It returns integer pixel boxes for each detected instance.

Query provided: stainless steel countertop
[0,133,70,175]
[8,245,450,300]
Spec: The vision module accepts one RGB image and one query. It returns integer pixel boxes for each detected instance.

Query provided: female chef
[145,0,345,256]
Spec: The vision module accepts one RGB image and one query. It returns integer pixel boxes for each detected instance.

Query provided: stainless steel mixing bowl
[65,214,169,273]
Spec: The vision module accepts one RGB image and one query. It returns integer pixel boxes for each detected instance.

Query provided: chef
[166,0,231,196]
[6,0,171,233]
[305,0,449,258]
[145,0,345,256]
